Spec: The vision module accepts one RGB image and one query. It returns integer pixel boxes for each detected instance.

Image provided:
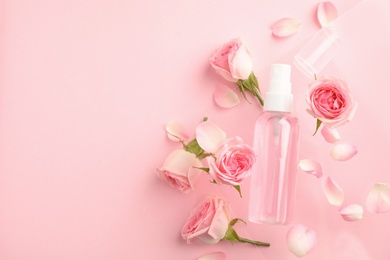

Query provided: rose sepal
[237,72,264,106]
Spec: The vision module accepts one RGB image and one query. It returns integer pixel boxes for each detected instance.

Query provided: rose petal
[228,45,253,80]
[159,150,200,177]
[198,252,226,260]
[317,1,338,27]
[157,149,203,193]
[339,204,363,221]
[330,143,357,161]
[298,159,323,178]
[322,176,344,206]
[208,200,231,240]
[165,122,190,142]
[272,18,301,37]
[196,121,227,153]
[287,224,317,257]
[213,84,240,108]
[321,126,341,143]
[366,183,390,213]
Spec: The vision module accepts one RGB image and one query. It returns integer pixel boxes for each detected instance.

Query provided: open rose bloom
[181,196,230,244]
[207,137,255,186]
[181,196,270,247]
[306,76,357,128]
[209,38,253,82]
[157,150,202,193]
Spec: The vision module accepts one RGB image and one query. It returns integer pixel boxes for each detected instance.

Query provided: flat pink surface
[0,0,389,259]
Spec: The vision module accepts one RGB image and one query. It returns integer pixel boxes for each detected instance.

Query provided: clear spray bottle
[248,64,300,225]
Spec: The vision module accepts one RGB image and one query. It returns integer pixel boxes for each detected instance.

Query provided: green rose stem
[224,218,270,247]
[237,72,264,106]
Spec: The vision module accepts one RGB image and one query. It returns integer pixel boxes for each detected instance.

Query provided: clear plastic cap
[264,64,293,112]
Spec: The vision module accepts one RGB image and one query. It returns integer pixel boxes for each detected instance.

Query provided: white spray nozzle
[269,64,292,93]
[264,64,293,112]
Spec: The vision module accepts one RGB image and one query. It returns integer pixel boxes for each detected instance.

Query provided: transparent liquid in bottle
[248,111,299,225]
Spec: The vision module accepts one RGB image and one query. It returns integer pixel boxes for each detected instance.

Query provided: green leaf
[202,117,208,122]
[313,119,322,136]
[185,139,204,157]
[234,185,242,198]
[193,166,209,173]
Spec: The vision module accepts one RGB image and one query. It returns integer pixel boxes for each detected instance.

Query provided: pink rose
[210,38,253,82]
[157,150,202,193]
[181,196,230,244]
[208,137,255,186]
[307,76,357,128]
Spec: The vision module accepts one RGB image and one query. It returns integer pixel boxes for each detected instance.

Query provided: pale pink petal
[330,143,357,161]
[160,150,201,177]
[196,121,226,153]
[317,1,338,27]
[208,200,230,240]
[321,126,340,143]
[229,45,253,80]
[198,252,226,260]
[339,204,364,221]
[322,176,344,206]
[287,224,317,257]
[366,183,390,213]
[165,122,190,142]
[213,84,240,108]
[298,159,323,178]
[272,18,301,37]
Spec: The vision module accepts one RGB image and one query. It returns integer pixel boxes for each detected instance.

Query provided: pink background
[0,0,389,259]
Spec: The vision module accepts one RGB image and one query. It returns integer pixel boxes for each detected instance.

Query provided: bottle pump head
[263,64,293,113]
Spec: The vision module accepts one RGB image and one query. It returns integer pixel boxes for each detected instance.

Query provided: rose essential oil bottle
[248,64,300,225]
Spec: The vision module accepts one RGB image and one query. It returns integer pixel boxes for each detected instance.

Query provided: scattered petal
[298,159,323,178]
[330,143,357,161]
[196,121,227,153]
[339,204,364,222]
[366,183,390,213]
[272,18,301,37]
[321,126,341,143]
[322,176,344,206]
[198,252,226,260]
[287,224,317,257]
[213,84,240,108]
[317,1,338,27]
[165,122,190,142]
